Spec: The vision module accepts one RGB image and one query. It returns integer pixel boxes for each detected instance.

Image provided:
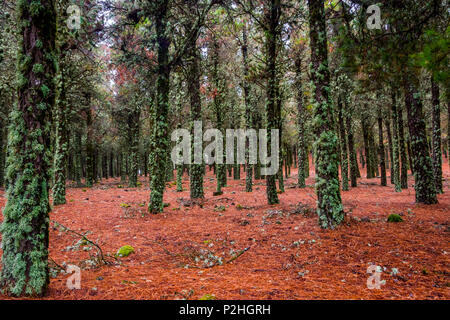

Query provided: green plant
[387,214,403,223]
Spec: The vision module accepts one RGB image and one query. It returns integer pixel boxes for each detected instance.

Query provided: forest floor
[0,162,449,300]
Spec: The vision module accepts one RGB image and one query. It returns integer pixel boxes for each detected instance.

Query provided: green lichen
[0,0,56,297]
[116,245,135,258]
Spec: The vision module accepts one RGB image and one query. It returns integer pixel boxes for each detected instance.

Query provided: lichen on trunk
[0,0,57,297]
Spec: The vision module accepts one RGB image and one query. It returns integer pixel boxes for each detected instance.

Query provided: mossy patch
[387,214,403,223]
[199,293,216,300]
[116,245,135,257]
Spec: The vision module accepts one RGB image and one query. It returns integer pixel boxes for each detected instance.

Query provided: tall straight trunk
[264,0,280,205]
[378,109,387,186]
[360,149,365,168]
[211,36,226,193]
[93,146,98,183]
[346,113,358,187]
[448,99,450,160]
[403,75,437,204]
[120,151,127,183]
[149,1,171,213]
[128,109,140,188]
[406,136,414,174]
[0,118,5,187]
[74,129,82,186]
[391,90,402,192]
[143,152,148,177]
[52,1,70,204]
[337,97,349,191]
[361,115,373,178]
[52,61,68,204]
[0,0,56,297]
[277,123,284,193]
[368,128,378,178]
[102,152,108,179]
[109,151,114,178]
[431,78,442,193]
[85,103,94,187]
[188,40,203,199]
[254,111,262,180]
[308,0,343,229]
[397,103,408,188]
[242,24,253,192]
[385,114,394,184]
[295,53,306,188]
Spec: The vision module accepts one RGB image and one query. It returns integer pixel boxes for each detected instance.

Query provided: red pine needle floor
[0,161,449,300]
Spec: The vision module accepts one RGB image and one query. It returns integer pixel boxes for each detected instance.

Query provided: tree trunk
[188,36,204,200]
[74,130,82,186]
[149,1,171,213]
[242,24,253,192]
[85,103,95,188]
[128,109,140,188]
[295,53,306,188]
[346,113,358,187]
[52,56,68,204]
[431,78,442,193]
[391,90,402,192]
[361,115,372,178]
[308,0,343,228]
[403,75,437,204]
[0,0,56,296]
[264,0,280,205]
[378,109,387,186]
[385,113,394,184]
[0,118,5,187]
[397,103,408,188]
[337,97,349,191]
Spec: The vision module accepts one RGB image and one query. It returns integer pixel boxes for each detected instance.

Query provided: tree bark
[403,75,437,204]
[0,0,56,296]
[149,1,171,213]
[308,0,343,228]
[431,78,442,193]
[378,109,387,186]
[264,0,280,205]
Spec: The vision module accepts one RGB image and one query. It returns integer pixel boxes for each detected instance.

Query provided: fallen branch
[52,220,118,266]
[225,246,250,264]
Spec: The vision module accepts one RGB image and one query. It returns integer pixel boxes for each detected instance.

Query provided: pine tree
[294,51,306,188]
[397,102,409,189]
[337,97,349,191]
[308,0,343,228]
[187,37,204,200]
[264,0,280,205]
[149,1,171,213]
[377,108,387,186]
[403,73,437,204]
[391,90,402,192]
[0,0,57,296]
[52,0,71,205]
[431,78,443,194]
[242,23,253,192]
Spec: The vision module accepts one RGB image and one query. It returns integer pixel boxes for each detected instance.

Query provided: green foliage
[116,245,135,258]
[387,214,403,223]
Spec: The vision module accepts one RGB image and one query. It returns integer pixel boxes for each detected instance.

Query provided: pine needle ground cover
[0,163,448,300]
